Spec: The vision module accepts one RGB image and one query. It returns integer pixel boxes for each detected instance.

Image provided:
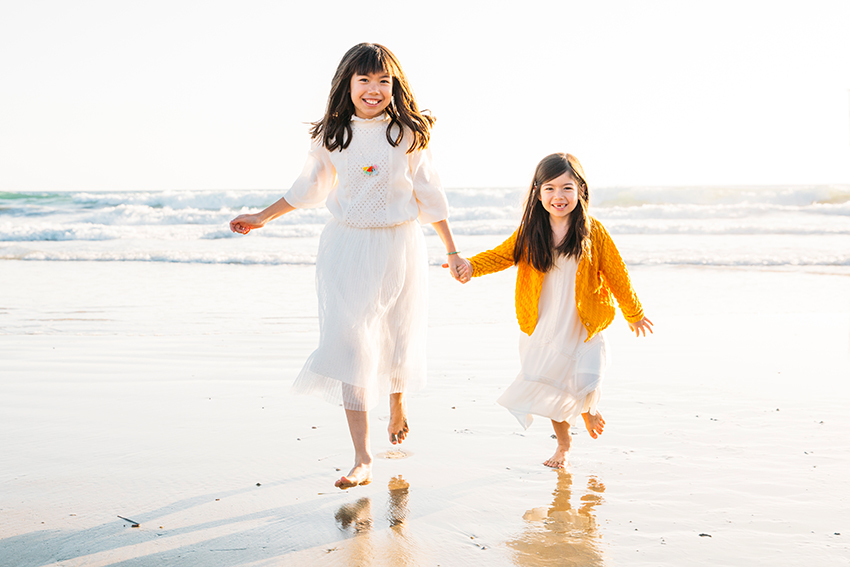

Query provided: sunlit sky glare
[1,0,849,191]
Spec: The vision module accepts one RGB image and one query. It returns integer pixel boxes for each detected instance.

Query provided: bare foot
[388,393,409,445]
[335,462,373,490]
[544,444,570,469]
[545,419,572,468]
[582,411,605,439]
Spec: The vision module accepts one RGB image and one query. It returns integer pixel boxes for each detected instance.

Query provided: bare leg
[388,392,409,445]
[336,409,373,489]
[544,419,572,468]
[581,411,605,439]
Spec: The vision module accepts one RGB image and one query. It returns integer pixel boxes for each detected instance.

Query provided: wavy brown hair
[513,153,592,272]
[310,43,435,153]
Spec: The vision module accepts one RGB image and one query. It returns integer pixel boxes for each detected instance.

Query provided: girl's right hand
[230,214,264,235]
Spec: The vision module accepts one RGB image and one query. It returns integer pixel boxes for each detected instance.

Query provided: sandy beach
[3,0,850,562]
[1,257,848,566]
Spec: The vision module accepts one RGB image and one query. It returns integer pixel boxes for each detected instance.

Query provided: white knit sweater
[284,114,448,228]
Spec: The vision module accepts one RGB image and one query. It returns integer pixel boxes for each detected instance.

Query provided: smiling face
[538,171,580,222]
[350,71,393,119]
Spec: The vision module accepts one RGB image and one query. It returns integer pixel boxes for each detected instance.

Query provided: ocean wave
[597,201,850,220]
[71,190,280,210]
[627,255,850,267]
[590,184,850,207]
[4,184,848,214]
[3,187,850,268]
[596,219,850,236]
[3,217,849,242]
[0,247,318,265]
[0,223,224,242]
[3,242,848,268]
[66,203,332,227]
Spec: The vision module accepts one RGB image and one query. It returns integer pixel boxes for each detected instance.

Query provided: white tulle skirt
[497,254,608,429]
[291,219,428,411]
[498,333,607,429]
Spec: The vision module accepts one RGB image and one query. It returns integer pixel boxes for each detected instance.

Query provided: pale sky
[1,0,849,191]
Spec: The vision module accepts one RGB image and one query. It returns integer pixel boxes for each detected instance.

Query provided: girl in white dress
[231,43,465,488]
[452,153,653,468]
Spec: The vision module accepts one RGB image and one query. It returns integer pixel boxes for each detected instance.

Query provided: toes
[337,474,371,490]
[390,433,398,444]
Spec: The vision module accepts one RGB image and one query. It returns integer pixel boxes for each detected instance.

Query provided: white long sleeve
[282,138,337,209]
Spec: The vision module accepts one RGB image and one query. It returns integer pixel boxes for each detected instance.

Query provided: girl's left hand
[628,317,654,337]
[442,255,472,283]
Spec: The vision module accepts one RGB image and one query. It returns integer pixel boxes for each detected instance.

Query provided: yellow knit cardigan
[468,217,644,340]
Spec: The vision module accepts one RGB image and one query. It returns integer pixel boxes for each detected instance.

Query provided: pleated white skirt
[291,219,428,411]
[497,254,608,429]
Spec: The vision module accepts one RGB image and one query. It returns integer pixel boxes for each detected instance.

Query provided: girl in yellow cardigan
[451,153,653,468]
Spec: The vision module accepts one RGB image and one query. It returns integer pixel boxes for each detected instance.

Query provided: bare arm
[431,220,467,282]
[230,196,296,235]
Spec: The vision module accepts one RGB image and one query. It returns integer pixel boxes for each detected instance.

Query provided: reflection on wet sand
[508,469,606,567]
[333,475,420,566]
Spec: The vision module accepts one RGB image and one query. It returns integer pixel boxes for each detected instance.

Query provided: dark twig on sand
[117,515,140,527]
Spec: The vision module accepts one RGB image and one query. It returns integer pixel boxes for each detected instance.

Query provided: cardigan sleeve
[594,220,645,322]
[468,230,518,276]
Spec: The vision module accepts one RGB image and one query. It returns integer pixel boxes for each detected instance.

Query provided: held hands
[628,317,654,338]
[230,214,265,235]
[441,254,472,283]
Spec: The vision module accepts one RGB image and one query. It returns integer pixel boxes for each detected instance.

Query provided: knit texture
[468,217,644,340]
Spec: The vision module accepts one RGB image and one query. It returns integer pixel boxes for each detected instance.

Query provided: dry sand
[1,259,849,566]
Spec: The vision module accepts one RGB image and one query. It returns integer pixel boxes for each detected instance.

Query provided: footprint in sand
[377,449,413,459]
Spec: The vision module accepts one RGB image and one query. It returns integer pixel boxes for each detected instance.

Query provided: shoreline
[1,261,849,565]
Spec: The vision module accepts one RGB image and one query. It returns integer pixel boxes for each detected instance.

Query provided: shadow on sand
[1,474,426,567]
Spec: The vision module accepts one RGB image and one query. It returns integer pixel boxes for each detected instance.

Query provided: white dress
[497,254,608,429]
[283,114,448,411]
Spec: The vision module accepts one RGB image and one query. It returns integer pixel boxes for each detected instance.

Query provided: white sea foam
[2,186,849,267]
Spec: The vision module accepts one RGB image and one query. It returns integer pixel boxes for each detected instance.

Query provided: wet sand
[1,260,849,566]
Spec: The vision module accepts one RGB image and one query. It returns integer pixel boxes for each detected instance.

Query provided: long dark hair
[310,43,435,153]
[513,153,592,272]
